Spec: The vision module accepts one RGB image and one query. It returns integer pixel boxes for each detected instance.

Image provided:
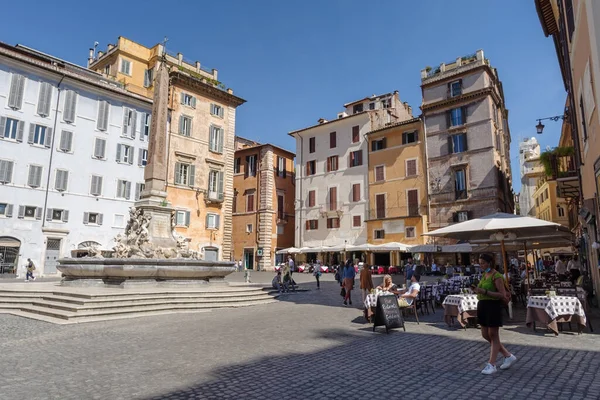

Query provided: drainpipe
[42,74,66,226]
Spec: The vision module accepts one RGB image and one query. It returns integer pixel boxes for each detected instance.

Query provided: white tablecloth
[527,296,586,325]
[364,292,395,309]
[442,294,478,314]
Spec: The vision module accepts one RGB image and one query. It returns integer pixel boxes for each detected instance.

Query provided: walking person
[25,258,36,281]
[287,256,295,279]
[473,253,517,375]
[313,261,322,289]
[359,263,374,304]
[342,260,356,306]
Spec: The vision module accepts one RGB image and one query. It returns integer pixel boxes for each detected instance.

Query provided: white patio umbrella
[370,242,412,252]
[275,247,300,255]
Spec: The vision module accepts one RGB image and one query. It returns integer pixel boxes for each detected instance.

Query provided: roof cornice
[170,71,246,107]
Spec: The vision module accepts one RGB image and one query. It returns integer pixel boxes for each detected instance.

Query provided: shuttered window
[37,82,52,117]
[234,158,241,174]
[276,157,286,178]
[8,73,25,110]
[0,203,14,218]
[402,131,418,144]
[116,144,134,164]
[353,215,361,227]
[0,160,14,184]
[141,113,151,141]
[93,138,107,159]
[181,93,197,108]
[179,115,192,136]
[55,169,69,192]
[247,193,255,212]
[97,100,110,131]
[28,165,43,188]
[375,194,386,219]
[371,138,386,151]
[327,217,340,229]
[352,184,360,202]
[209,125,224,153]
[59,130,73,152]
[135,182,145,201]
[330,131,336,148]
[122,108,137,139]
[305,220,318,230]
[83,212,103,225]
[326,156,338,172]
[308,190,316,207]
[143,69,153,88]
[138,149,148,166]
[407,189,419,216]
[206,213,220,229]
[207,170,223,200]
[406,159,417,177]
[90,175,103,196]
[0,117,24,142]
[63,90,77,123]
[351,125,360,143]
[116,180,131,199]
[309,137,315,153]
[349,150,363,167]
[28,124,52,147]
[210,104,224,118]
[174,162,195,187]
[328,187,337,211]
[375,165,385,182]
[306,160,316,176]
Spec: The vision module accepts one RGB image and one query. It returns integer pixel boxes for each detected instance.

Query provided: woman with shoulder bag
[473,253,517,375]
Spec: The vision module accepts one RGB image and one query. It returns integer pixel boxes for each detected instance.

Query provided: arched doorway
[0,237,21,275]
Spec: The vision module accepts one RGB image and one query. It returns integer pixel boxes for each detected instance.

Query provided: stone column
[257,147,275,270]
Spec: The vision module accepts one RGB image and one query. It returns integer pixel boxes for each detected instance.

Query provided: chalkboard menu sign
[373,295,405,333]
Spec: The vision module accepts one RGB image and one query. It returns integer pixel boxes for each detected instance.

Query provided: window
[349,150,363,167]
[406,159,417,177]
[308,190,316,207]
[63,90,77,123]
[375,165,385,182]
[55,169,69,192]
[374,229,385,239]
[174,162,195,186]
[179,115,192,137]
[142,113,151,141]
[90,175,103,196]
[277,225,284,235]
[234,157,241,174]
[232,193,237,213]
[206,213,220,230]
[369,102,375,110]
[277,157,286,178]
[449,133,468,154]
[353,104,363,114]
[375,193,386,219]
[405,227,416,238]
[28,165,43,188]
[116,144,134,164]
[208,170,224,200]
[0,203,13,217]
[457,211,469,222]
[37,82,52,117]
[402,130,418,145]
[407,189,419,216]
[246,193,255,212]
[0,160,14,184]
[93,138,107,159]
[449,80,462,97]
[211,104,224,118]
[580,96,588,142]
[246,155,257,177]
[448,107,466,127]
[353,215,361,227]
[565,0,575,41]
[277,194,285,220]
[1,117,24,141]
[176,210,191,227]
[455,168,467,200]
[328,187,337,211]
[104,65,111,75]
[8,73,25,110]
[59,130,73,152]
[28,124,52,147]
[330,131,336,148]
[352,125,360,143]
[246,224,253,233]
[18,206,41,220]
[47,208,69,222]
[327,156,339,172]
[116,180,131,199]
[209,126,224,153]
[138,149,148,166]
[120,59,131,75]
[181,92,196,108]
[371,138,386,151]
[309,137,316,153]
[122,108,137,139]
[97,100,109,131]
[135,182,145,201]
[558,206,565,217]
[382,98,392,108]
[306,160,316,176]
[113,214,125,228]
[306,219,318,230]
[327,217,340,229]
[143,69,153,88]
[83,212,103,225]
[352,183,360,202]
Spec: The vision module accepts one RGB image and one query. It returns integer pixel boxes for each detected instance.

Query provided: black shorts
[477,300,503,328]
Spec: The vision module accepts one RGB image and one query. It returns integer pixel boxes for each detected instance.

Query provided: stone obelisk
[136,56,177,249]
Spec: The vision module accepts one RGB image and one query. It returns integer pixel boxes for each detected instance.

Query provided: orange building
[232,137,295,270]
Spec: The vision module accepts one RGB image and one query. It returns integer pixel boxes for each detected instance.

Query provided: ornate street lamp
[535,114,567,134]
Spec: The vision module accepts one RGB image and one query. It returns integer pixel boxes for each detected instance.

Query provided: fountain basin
[57,258,236,288]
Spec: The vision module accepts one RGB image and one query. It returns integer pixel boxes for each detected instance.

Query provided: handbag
[340,287,346,297]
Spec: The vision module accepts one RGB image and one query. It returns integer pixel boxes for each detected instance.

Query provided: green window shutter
[218,171,224,197]
[209,126,215,150]
[191,96,197,108]
[44,128,53,148]
[83,212,89,224]
[174,162,182,184]
[218,128,224,153]
[215,214,220,229]
[28,124,35,144]
[116,144,122,162]
[180,92,185,104]
[62,210,69,222]
[122,108,129,136]
[179,116,184,135]
[189,165,196,187]
[130,110,137,139]
[46,208,53,221]
[185,211,191,227]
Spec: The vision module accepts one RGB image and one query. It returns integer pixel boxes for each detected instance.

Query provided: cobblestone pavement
[0,273,599,400]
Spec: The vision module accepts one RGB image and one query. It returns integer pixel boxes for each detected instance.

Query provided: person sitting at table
[445,263,454,277]
[376,274,398,293]
[397,274,421,308]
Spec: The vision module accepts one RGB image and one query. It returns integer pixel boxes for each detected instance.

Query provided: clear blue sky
[0,0,566,193]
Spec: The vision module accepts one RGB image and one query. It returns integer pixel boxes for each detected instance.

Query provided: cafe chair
[400,299,420,325]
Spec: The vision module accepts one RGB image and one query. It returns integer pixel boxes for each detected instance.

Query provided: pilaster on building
[88,37,245,261]
[421,49,514,235]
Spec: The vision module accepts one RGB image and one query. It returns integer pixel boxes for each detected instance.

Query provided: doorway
[244,249,254,270]
[0,237,20,275]
[45,238,61,274]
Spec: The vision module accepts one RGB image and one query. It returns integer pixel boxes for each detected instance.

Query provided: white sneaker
[500,355,517,370]
[481,363,497,375]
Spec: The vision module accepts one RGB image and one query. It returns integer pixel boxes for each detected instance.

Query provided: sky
[0,0,566,193]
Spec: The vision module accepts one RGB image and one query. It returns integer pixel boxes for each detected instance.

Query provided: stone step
[33,294,275,312]
[48,286,268,300]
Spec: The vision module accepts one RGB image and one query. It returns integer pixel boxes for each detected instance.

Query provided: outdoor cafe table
[442,294,478,328]
[526,295,587,335]
[364,291,399,320]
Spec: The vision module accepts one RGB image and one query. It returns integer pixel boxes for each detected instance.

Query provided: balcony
[540,147,580,199]
[205,191,224,204]
[277,213,289,225]
[367,205,426,220]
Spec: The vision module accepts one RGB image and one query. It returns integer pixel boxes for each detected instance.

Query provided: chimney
[227,88,233,94]
[195,61,201,72]
[318,118,328,124]
[87,48,94,66]
[476,49,484,61]
[212,69,218,80]
[177,52,183,65]
[107,44,115,52]
[97,51,104,59]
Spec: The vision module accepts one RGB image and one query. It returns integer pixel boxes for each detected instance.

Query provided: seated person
[376,274,398,293]
[283,270,295,292]
[398,274,421,308]
[272,271,284,293]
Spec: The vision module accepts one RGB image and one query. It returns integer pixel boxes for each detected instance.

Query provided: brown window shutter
[353,184,359,202]
[358,150,363,165]
[330,132,336,148]
[382,137,386,149]
[326,157,330,172]
[462,106,468,124]
[349,152,354,167]
[352,126,359,142]
[407,189,419,215]
[353,215,361,227]
[305,220,309,230]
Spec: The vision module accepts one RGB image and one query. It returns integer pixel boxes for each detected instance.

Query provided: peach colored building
[232,137,295,270]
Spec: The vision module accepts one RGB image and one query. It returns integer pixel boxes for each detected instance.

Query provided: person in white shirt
[567,255,581,284]
[288,256,295,277]
[398,273,421,307]
[555,257,567,280]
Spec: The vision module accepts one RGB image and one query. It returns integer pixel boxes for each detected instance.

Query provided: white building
[290,91,413,260]
[0,43,151,276]
[518,137,542,216]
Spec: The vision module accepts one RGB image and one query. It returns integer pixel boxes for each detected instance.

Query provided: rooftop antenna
[161,36,169,57]
[93,41,99,57]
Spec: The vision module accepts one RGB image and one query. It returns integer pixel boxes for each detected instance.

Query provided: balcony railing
[540,147,577,180]
[368,205,426,220]
[206,191,224,203]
